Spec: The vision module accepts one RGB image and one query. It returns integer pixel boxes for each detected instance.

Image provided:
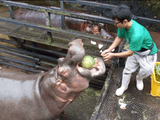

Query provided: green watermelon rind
[81,55,95,69]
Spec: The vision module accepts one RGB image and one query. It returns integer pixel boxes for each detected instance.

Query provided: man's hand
[101,49,134,61]
[101,49,112,61]
[101,52,114,61]
[101,49,111,56]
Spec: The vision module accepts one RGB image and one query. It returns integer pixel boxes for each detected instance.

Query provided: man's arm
[108,37,123,52]
[102,50,134,61]
[101,36,123,57]
[101,37,135,61]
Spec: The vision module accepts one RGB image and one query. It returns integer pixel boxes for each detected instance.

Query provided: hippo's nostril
[58,67,64,74]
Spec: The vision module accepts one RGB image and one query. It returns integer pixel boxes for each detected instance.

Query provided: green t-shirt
[117,20,157,55]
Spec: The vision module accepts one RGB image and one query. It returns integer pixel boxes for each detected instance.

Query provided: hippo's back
[0,71,53,120]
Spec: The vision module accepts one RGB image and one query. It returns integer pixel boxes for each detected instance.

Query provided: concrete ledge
[90,64,116,120]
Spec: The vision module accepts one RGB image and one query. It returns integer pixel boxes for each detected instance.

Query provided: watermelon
[81,55,95,69]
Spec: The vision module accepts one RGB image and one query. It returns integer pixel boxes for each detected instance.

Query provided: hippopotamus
[0,38,106,120]
[14,9,115,39]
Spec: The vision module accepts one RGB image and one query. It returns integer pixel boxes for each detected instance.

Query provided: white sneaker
[136,79,144,91]
[115,86,128,96]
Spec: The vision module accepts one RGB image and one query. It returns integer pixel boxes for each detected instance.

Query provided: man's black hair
[111,4,132,23]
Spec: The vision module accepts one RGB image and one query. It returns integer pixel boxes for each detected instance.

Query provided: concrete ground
[94,67,160,120]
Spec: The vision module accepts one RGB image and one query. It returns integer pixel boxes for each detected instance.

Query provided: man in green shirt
[101,5,157,96]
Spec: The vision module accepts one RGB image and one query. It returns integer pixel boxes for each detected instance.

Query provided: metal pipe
[38,61,56,67]
[0,1,113,24]
[2,1,160,25]
[0,48,40,63]
[60,0,65,29]
[0,55,50,71]
[8,5,15,19]
[0,38,58,67]
[0,48,57,68]
[0,44,58,63]
[22,44,66,58]
[0,17,113,43]
[45,11,53,43]
[89,84,103,89]
[0,61,40,73]
[0,37,17,45]
[0,55,34,68]
[64,0,117,10]
[34,65,50,71]
[90,80,104,86]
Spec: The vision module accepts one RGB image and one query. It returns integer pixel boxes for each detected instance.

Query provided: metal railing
[0,0,159,75]
[0,0,159,31]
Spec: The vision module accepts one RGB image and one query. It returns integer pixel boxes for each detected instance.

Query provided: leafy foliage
[155,64,160,82]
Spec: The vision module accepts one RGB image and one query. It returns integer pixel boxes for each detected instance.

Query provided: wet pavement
[93,67,160,120]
